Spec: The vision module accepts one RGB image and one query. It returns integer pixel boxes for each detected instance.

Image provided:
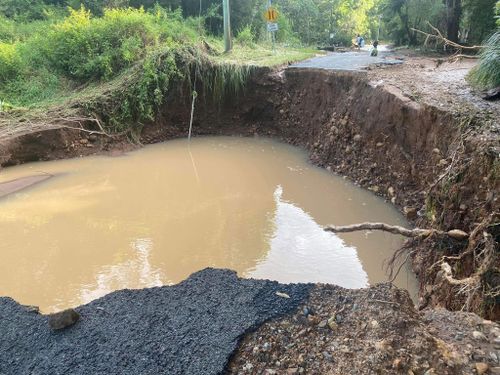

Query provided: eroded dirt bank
[0,63,498,322]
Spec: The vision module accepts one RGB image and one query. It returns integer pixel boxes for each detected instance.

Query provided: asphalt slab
[0,268,311,375]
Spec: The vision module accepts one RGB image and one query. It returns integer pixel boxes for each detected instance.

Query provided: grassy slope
[0,7,317,137]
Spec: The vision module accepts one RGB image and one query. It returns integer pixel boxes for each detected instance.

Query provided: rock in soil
[48,308,80,330]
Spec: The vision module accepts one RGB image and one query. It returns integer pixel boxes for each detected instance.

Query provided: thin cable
[188,0,203,142]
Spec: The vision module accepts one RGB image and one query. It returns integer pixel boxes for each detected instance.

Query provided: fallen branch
[411,22,483,53]
[324,222,468,240]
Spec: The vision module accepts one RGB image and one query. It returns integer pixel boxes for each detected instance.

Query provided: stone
[475,362,489,375]
[48,308,80,330]
[375,340,389,351]
[286,369,298,375]
[388,186,396,196]
[370,186,380,193]
[489,351,498,363]
[353,134,361,142]
[404,206,418,220]
[370,320,379,329]
[472,331,487,341]
[243,363,253,371]
[376,142,384,147]
[432,148,441,155]
[327,316,338,331]
[318,320,328,328]
[264,369,277,375]
[447,229,468,240]
[392,358,403,369]
[22,305,40,314]
[322,351,333,361]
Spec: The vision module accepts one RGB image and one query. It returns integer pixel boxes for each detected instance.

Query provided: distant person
[355,34,361,49]
[359,36,365,48]
[371,40,379,56]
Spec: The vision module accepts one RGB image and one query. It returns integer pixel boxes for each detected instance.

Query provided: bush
[43,6,159,81]
[235,25,255,47]
[0,42,20,82]
[468,31,500,89]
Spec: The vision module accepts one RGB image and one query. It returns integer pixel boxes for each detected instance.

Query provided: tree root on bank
[0,112,125,142]
[324,222,469,240]
[324,217,498,315]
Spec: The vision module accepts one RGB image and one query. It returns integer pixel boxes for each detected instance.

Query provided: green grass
[0,6,318,136]
[209,39,319,67]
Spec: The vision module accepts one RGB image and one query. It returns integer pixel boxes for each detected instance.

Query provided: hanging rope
[188,0,204,141]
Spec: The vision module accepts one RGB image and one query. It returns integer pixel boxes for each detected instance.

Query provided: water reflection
[249,186,369,288]
[79,238,164,306]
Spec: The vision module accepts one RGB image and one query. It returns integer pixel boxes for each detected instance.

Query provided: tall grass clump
[468,30,500,89]
[468,2,500,90]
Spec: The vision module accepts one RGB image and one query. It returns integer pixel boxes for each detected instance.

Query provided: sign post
[264,0,279,52]
[223,0,232,52]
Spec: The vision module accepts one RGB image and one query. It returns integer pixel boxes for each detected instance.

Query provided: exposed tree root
[324,222,468,240]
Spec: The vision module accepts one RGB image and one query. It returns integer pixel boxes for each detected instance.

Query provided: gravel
[0,268,311,375]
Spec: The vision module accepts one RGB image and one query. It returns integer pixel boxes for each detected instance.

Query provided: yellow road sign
[264,7,278,22]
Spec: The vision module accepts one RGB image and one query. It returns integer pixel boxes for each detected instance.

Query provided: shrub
[0,42,20,82]
[44,6,158,81]
[468,30,500,89]
[236,25,255,47]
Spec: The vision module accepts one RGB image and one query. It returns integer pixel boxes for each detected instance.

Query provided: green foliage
[497,0,500,26]
[235,25,255,47]
[468,31,500,89]
[85,47,181,132]
[42,7,157,81]
[0,42,20,82]
[382,0,445,45]
[462,0,497,44]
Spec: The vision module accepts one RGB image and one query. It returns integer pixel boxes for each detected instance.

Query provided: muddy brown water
[0,137,418,312]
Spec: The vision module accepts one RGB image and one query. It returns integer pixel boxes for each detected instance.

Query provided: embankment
[0,65,498,319]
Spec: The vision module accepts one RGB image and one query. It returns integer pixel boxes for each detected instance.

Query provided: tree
[445,0,461,43]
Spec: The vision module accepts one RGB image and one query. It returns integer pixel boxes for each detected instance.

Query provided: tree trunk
[446,0,462,43]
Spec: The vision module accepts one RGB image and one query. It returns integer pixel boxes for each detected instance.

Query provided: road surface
[290,49,403,71]
[0,269,311,375]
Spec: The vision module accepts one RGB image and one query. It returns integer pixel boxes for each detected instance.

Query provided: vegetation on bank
[468,1,500,90]
[0,0,498,131]
[0,5,315,133]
